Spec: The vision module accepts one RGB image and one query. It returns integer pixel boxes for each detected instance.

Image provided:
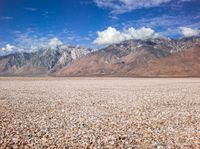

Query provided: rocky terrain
[56,37,200,77]
[132,46,200,76]
[0,77,199,148]
[0,45,92,76]
[0,37,200,77]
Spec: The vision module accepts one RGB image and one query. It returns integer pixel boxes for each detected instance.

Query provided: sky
[0,0,200,54]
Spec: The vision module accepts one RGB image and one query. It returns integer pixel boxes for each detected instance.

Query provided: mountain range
[0,45,92,76]
[0,37,200,77]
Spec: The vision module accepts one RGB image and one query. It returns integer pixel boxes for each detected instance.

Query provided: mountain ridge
[55,37,200,77]
[0,37,200,77]
[0,45,92,76]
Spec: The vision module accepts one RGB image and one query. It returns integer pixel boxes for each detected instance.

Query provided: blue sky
[0,0,199,53]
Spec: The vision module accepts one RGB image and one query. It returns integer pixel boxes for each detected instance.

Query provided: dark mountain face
[0,53,34,69]
[0,45,92,76]
[55,37,200,77]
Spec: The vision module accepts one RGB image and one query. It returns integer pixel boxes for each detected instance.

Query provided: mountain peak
[55,37,200,77]
[0,44,92,76]
[0,37,200,76]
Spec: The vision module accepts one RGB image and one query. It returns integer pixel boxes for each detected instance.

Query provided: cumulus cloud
[94,0,192,14]
[48,38,63,48]
[93,26,159,45]
[0,36,64,55]
[14,34,48,52]
[16,37,63,51]
[179,27,199,37]
[1,44,16,52]
[13,29,63,51]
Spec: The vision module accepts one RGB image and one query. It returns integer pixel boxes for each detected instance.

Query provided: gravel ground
[0,77,200,148]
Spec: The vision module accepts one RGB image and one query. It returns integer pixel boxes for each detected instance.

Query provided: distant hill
[0,37,200,77]
[0,45,92,76]
[55,37,200,77]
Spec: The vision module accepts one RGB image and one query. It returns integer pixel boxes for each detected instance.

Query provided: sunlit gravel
[0,77,200,148]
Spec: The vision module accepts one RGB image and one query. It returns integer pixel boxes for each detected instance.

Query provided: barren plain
[0,77,200,148]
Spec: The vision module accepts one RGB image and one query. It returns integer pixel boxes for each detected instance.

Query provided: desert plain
[0,77,200,148]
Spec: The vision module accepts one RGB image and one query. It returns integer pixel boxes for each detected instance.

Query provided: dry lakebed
[0,77,200,148]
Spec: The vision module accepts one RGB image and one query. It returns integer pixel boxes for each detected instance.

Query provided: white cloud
[1,44,16,52]
[94,0,192,14]
[93,26,159,45]
[0,16,13,20]
[14,34,49,52]
[0,34,64,55]
[23,7,38,11]
[118,13,200,37]
[48,38,63,48]
[12,29,62,51]
[179,27,199,37]
[16,36,63,51]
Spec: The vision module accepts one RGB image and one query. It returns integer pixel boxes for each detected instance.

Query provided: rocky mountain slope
[55,37,200,77]
[0,37,199,77]
[131,46,200,76]
[0,45,92,76]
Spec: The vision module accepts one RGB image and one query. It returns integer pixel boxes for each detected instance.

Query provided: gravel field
[0,77,200,148]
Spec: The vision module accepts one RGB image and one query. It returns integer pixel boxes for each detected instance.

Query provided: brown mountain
[0,37,199,77]
[131,46,200,77]
[55,37,200,77]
